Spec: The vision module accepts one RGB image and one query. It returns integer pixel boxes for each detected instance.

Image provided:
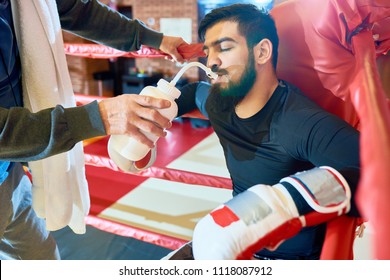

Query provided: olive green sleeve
[0,101,105,162]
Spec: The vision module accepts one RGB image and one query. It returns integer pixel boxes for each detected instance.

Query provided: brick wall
[63,32,111,96]
[122,0,199,81]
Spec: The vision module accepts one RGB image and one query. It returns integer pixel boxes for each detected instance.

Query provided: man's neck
[235,69,279,119]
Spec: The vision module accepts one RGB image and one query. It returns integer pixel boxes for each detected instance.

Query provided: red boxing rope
[352,32,390,260]
[85,215,187,251]
[64,43,206,60]
[84,152,232,190]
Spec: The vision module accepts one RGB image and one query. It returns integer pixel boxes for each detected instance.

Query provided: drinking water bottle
[107,62,217,172]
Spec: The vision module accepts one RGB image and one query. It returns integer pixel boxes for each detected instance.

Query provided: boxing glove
[192,166,351,260]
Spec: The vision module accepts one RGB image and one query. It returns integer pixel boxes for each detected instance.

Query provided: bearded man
[168,3,360,260]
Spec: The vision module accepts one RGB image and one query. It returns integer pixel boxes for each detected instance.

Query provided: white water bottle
[107,62,217,172]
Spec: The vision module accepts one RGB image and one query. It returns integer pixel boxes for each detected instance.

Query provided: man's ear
[253,39,273,65]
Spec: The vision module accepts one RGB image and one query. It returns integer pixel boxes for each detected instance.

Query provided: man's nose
[207,52,221,69]
[211,64,219,72]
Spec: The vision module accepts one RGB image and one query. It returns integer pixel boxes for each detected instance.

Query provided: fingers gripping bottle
[108,78,179,166]
[107,62,217,173]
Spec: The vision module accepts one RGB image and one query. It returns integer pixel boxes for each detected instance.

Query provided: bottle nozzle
[205,68,218,80]
[170,62,217,86]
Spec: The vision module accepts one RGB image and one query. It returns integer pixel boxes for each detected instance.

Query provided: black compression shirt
[177,80,360,259]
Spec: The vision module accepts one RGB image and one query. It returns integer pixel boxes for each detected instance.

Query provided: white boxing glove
[192,166,351,260]
[107,144,156,173]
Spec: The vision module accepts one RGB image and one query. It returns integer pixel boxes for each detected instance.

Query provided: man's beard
[206,54,256,113]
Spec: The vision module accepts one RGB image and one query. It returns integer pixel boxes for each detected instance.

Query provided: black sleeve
[176,81,211,117]
[300,113,359,170]
[282,111,361,216]
[337,167,360,216]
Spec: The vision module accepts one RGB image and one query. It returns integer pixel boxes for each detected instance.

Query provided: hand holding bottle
[98,94,172,148]
[107,62,217,172]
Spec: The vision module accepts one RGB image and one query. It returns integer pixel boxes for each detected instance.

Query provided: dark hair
[198,3,279,69]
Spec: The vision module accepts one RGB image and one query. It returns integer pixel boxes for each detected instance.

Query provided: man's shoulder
[280,80,316,103]
[278,80,324,113]
[272,80,338,138]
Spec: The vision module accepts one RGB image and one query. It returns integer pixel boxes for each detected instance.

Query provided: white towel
[11,0,90,234]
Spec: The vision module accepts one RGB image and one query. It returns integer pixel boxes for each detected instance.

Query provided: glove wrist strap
[280,166,351,215]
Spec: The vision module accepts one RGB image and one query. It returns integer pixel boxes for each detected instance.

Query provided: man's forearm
[56,0,163,51]
[0,102,105,162]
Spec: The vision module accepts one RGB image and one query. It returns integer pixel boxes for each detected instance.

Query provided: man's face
[203,21,257,111]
